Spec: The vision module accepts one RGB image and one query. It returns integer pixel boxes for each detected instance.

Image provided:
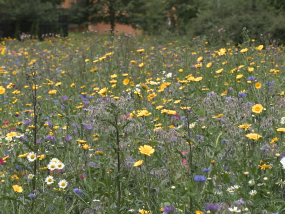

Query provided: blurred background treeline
[1,0,285,44]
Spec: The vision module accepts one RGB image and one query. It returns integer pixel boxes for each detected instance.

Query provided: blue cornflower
[205,203,219,211]
[163,205,175,213]
[202,168,211,172]
[61,96,68,102]
[194,175,207,182]
[28,194,36,198]
[247,76,255,81]
[238,92,246,98]
[73,188,83,196]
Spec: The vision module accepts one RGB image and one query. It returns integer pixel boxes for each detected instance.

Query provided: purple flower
[247,76,255,81]
[163,205,175,213]
[28,194,36,198]
[73,188,83,196]
[44,135,56,142]
[238,92,246,98]
[205,203,219,211]
[194,175,206,182]
[202,168,211,172]
[23,119,32,125]
[84,124,92,131]
[61,96,68,102]
[233,198,245,205]
[64,135,72,142]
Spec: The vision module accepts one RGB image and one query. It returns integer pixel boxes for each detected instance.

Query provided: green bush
[188,0,285,45]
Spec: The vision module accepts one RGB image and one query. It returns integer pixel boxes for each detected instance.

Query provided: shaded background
[1,0,285,44]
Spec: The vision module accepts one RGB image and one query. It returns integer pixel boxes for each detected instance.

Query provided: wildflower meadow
[0,32,285,214]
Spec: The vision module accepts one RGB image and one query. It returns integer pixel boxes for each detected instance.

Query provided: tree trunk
[109,2,115,34]
[252,0,256,10]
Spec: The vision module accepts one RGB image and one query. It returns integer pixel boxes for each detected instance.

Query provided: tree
[69,0,148,33]
[0,0,65,38]
[163,0,202,34]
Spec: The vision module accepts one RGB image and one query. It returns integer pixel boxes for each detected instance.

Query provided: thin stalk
[31,80,37,211]
[115,117,121,213]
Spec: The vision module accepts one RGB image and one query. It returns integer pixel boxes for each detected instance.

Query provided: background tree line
[1,0,285,43]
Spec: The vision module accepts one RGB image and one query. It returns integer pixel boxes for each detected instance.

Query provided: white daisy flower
[45,175,54,185]
[27,152,37,162]
[50,158,60,164]
[166,73,172,78]
[276,179,284,187]
[58,179,68,189]
[227,187,234,194]
[189,122,196,129]
[47,162,57,171]
[27,174,34,179]
[56,162,65,170]
[280,157,285,169]
[249,190,257,196]
[248,179,255,185]
[228,207,241,212]
[281,117,285,124]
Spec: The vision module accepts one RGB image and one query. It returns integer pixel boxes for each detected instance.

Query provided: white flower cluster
[47,158,65,171]
[45,175,68,189]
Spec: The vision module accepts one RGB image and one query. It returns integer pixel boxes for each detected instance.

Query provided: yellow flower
[133,160,143,167]
[83,144,90,150]
[236,74,243,79]
[248,67,254,72]
[12,185,23,193]
[252,104,263,114]
[95,151,103,155]
[40,167,47,170]
[18,153,29,158]
[238,124,251,131]
[48,90,57,95]
[37,154,45,160]
[77,140,87,144]
[215,68,223,74]
[270,137,279,144]
[197,56,203,62]
[137,110,151,117]
[196,211,203,214]
[11,175,19,181]
[240,48,248,53]
[98,87,108,97]
[277,128,285,132]
[212,114,223,119]
[139,209,149,214]
[258,164,272,170]
[0,86,6,94]
[256,45,264,51]
[246,133,262,140]
[139,145,155,156]
[206,62,212,68]
[139,63,145,67]
[255,82,262,89]
[123,79,129,85]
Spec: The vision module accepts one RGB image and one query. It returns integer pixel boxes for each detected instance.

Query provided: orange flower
[255,82,262,89]
[252,104,263,114]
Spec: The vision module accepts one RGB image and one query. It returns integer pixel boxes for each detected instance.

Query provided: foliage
[188,0,285,45]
